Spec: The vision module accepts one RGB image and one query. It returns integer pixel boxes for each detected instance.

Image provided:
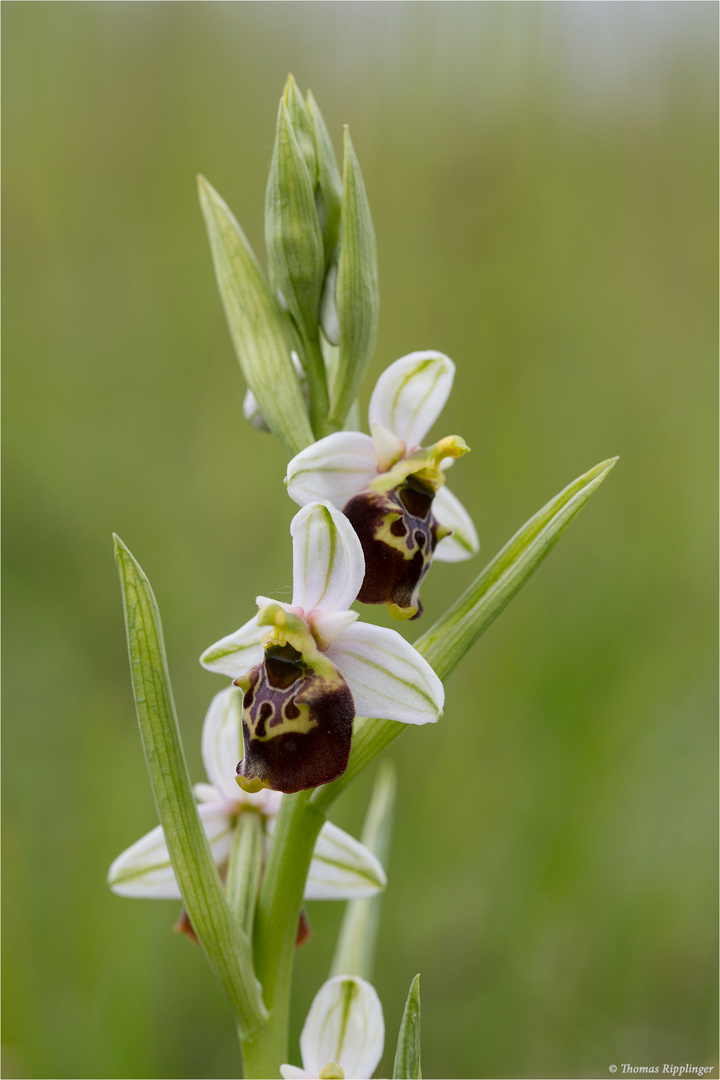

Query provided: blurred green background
[3,3,717,1078]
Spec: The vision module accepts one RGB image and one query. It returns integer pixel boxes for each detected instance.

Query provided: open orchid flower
[281,974,385,1080]
[285,351,479,620]
[200,500,444,794]
[108,686,387,902]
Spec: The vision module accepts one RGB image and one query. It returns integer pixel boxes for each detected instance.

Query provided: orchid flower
[280,974,385,1080]
[285,351,479,620]
[108,686,387,902]
[200,500,444,794]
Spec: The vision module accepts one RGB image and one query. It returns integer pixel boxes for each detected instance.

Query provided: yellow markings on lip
[387,601,417,620]
[235,775,266,794]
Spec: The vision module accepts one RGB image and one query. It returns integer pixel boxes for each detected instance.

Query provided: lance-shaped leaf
[393,974,422,1080]
[416,457,619,678]
[265,99,325,351]
[329,127,379,428]
[198,175,313,456]
[112,536,267,1035]
[330,761,396,979]
[311,457,618,811]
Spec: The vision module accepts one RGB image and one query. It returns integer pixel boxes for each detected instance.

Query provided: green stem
[240,457,616,1074]
[241,791,326,1078]
[303,331,332,439]
[227,812,264,939]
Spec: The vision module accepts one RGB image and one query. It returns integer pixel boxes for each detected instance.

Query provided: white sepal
[368,350,455,448]
[285,431,377,508]
[327,621,444,726]
[193,782,221,804]
[107,803,234,900]
[300,975,385,1080]
[432,484,480,563]
[201,686,244,801]
[305,821,386,900]
[200,614,265,677]
[291,501,365,613]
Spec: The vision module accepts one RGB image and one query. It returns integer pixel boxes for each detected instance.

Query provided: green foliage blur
[3,4,717,1078]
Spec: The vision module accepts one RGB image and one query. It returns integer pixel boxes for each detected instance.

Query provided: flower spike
[286,351,479,619]
[201,501,444,793]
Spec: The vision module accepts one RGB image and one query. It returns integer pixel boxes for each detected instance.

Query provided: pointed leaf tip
[393,974,422,1079]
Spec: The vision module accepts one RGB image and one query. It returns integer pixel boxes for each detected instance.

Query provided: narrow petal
[291,502,365,613]
[201,686,245,800]
[280,1067,313,1080]
[371,422,405,471]
[200,614,264,678]
[300,975,385,1080]
[326,621,443,725]
[285,431,377,508]
[368,351,455,448]
[304,821,386,900]
[107,803,234,899]
[432,484,480,563]
[308,608,359,651]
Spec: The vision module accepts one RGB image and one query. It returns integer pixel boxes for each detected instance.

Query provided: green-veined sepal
[107,802,235,900]
[304,820,386,900]
[281,975,385,1080]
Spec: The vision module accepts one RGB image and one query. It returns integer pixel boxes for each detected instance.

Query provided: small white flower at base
[285,352,479,620]
[200,500,444,794]
[107,687,386,903]
[280,975,385,1080]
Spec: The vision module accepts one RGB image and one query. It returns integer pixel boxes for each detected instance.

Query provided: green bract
[265,94,328,433]
[394,975,422,1080]
[330,127,380,428]
[198,175,314,456]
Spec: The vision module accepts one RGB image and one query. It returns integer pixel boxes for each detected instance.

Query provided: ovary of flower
[199,500,444,794]
[284,351,479,619]
[107,686,387,903]
[280,974,385,1080]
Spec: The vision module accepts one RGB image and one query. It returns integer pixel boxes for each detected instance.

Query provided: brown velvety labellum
[343,476,443,618]
[236,644,355,793]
